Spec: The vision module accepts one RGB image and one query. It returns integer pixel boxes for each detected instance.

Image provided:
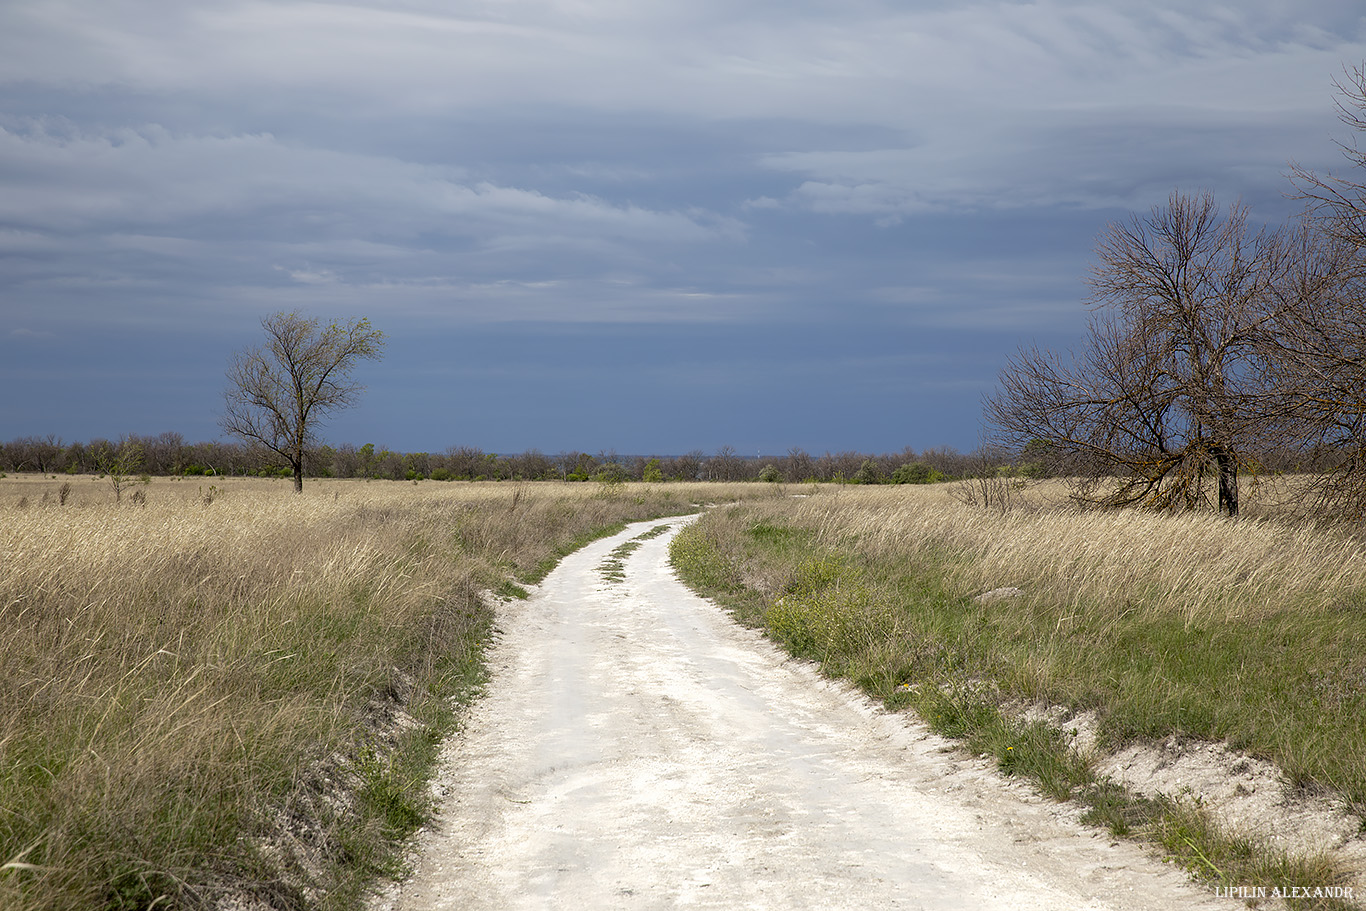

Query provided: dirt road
[384,517,1233,910]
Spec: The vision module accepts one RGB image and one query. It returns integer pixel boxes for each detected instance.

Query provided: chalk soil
[381,518,1235,910]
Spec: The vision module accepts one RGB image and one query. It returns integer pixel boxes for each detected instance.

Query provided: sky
[4,1,1366,457]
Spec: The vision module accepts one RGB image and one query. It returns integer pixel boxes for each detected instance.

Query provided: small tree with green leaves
[852,459,883,485]
[95,437,144,503]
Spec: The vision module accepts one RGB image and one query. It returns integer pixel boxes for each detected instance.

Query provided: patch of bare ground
[1024,703,1366,901]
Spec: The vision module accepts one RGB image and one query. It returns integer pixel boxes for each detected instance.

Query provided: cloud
[3,2,1352,117]
[3,0,1366,452]
[3,2,1360,228]
[228,274,769,326]
[713,4,1365,219]
[0,120,736,241]
[0,116,749,325]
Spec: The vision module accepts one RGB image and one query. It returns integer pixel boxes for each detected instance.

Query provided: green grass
[494,578,531,600]
[598,524,676,583]
[522,522,631,585]
[599,540,641,583]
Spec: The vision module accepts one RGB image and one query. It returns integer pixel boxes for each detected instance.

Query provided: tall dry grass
[804,483,1366,623]
[0,477,765,910]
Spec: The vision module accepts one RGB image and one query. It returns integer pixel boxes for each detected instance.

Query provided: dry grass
[805,482,1366,624]
[0,476,767,910]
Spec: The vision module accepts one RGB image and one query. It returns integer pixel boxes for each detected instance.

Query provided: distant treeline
[0,433,1324,485]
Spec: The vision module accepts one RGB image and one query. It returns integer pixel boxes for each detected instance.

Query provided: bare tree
[221,311,385,492]
[1283,67,1366,517]
[783,446,813,483]
[1292,64,1366,249]
[8,434,63,473]
[707,445,742,482]
[142,431,187,475]
[1260,219,1366,516]
[988,192,1287,516]
[668,450,704,482]
[947,445,1026,511]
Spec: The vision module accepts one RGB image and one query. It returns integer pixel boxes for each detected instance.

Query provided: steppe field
[0,475,765,910]
[4,474,1365,909]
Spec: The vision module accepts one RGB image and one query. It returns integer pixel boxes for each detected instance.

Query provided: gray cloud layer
[3,1,1365,450]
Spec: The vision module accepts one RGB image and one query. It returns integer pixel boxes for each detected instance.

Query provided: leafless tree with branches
[221,311,385,493]
[1259,219,1366,517]
[1281,65,1366,518]
[988,192,1289,517]
[1292,64,1366,249]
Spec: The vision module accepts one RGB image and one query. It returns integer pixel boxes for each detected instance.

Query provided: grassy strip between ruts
[599,525,673,584]
[669,487,1366,911]
[0,478,775,911]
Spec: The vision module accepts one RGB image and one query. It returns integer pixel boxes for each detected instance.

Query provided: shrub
[852,460,884,485]
[593,463,628,484]
[892,462,943,484]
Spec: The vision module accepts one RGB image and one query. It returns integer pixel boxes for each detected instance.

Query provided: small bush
[852,460,883,485]
[892,462,943,485]
[763,557,900,669]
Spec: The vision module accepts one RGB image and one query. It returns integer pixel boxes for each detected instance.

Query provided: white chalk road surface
[385,517,1232,910]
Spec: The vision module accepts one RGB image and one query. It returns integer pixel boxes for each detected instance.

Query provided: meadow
[670,481,1366,908]
[0,475,771,910]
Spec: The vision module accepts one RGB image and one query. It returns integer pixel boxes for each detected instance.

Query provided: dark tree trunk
[1215,446,1238,517]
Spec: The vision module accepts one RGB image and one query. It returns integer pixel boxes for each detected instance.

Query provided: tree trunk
[1215,447,1238,517]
